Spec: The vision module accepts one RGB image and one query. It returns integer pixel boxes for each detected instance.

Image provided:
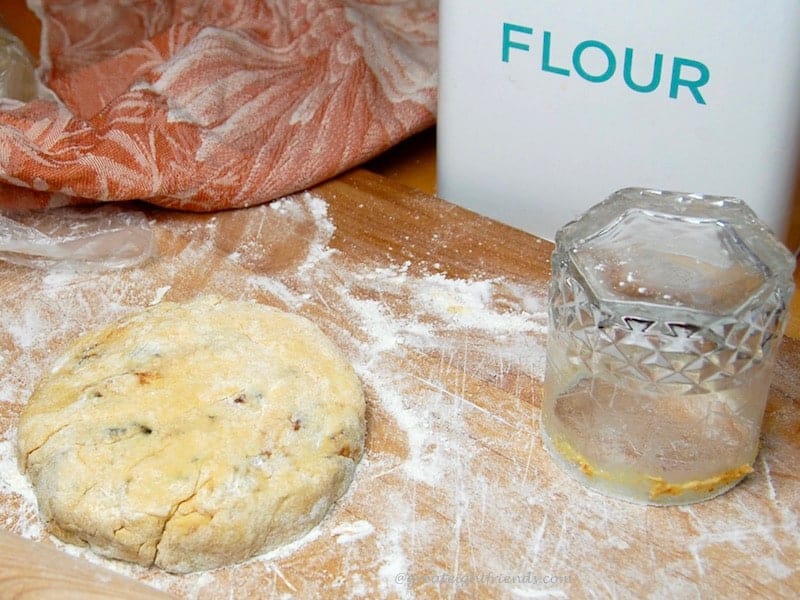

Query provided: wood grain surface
[0,0,798,335]
[0,3,798,597]
[0,170,797,599]
[0,528,172,599]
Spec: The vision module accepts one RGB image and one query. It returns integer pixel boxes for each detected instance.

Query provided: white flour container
[437,1,800,242]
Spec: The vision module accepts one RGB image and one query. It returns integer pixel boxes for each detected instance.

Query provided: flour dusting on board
[0,192,549,597]
[0,192,798,599]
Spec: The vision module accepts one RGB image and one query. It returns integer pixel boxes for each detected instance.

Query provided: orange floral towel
[0,0,437,210]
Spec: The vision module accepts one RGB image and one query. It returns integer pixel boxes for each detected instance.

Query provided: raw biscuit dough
[17,296,365,573]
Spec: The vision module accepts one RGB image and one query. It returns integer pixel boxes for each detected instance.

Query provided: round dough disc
[17,296,365,573]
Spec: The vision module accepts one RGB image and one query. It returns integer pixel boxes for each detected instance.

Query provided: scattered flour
[0,192,550,598]
[150,285,172,305]
[331,520,375,544]
[0,192,796,599]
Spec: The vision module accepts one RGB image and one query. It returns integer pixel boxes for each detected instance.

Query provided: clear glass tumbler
[541,188,796,505]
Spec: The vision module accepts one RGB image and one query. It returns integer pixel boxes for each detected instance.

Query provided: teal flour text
[502,22,710,105]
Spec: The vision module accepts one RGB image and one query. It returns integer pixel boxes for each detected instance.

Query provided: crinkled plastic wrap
[0,23,37,102]
[0,205,156,270]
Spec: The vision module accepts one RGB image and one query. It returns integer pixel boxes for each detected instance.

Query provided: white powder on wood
[0,192,549,597]
[0,191,796,599]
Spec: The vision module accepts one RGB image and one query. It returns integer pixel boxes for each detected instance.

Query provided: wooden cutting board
[1,170,798,599]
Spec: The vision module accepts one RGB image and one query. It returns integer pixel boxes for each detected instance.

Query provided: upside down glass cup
[540,188,796,505]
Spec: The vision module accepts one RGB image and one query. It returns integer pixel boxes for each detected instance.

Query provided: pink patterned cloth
[0,0,437,210]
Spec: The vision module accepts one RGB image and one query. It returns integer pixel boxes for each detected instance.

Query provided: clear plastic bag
[0,22,38,102]
[0,205,156,270]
